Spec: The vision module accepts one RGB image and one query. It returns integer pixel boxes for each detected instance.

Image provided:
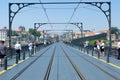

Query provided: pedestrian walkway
[0,44,45,74]
[0,49,31,74]
[69,44,120,69]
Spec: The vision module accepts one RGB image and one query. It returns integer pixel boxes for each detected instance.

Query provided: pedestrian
[28,42,33,56]
[33,42,36,54]
[93,41,97,54]
[0,41,7,67]
[84,40,89,53]
[96,40,101,58]
[100,40,105,56]
[117,39,120,59]
[44,41,46,47]
[15,42,21,60]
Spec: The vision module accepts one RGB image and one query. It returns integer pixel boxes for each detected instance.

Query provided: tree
[35,31,41,37]
[29,28,35,35]
[29,28,41,37]
[12,31,19,36]
[111,27,119,38]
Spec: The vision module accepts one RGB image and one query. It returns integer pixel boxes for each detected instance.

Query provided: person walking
[0,41,7,67]
[15,42,21,60]
[117,39,120,59]
[28,42,33,56]
[92,41,97,54]
[84,40,89,53]
[96,40,101,58]
[100,40,105,56]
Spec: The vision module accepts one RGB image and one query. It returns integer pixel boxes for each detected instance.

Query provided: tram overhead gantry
[9,1,111,62]
[34,22,83,41]
[43,29,74,42]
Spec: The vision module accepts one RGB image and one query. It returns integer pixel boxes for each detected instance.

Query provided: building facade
[0,27,8,41]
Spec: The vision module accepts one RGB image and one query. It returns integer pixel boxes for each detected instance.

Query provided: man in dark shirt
[0,41,7,66]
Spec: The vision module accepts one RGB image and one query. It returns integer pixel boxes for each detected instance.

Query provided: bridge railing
[0,43,50,71]
[65,42,119,60]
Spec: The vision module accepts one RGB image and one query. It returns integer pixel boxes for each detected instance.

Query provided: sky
[0,0,120,33]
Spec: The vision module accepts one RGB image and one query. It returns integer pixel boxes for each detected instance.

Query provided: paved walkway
[70,44,120,68]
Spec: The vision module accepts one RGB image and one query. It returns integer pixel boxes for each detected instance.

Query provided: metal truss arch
[89,2,111,23]
[9,2,111,26]
[34,22,83,30]
[9,1,111,62]
[9,3,35,24]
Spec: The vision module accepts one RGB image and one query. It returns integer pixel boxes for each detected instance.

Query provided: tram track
[10,46,52,80]
[65,45,120,80]
[60,46,86,80]
[43,46,56,80]
[8,43,120,80]
[57,46,60,80]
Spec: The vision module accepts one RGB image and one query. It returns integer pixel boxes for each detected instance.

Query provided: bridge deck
[0,42,120,80]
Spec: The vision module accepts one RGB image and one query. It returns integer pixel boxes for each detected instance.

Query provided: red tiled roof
[74,32,81,35]
[85,31,95,35]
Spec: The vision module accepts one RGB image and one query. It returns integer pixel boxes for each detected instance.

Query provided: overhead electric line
[38,0,53,29]
[65,0,83,30]
[16,0,101,30]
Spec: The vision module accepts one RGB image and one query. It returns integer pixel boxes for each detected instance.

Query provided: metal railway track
[60,46,86,80]
[43,46,56,80]
[9,43,120,80]
[65,45,120,80]
[10,46,52,80]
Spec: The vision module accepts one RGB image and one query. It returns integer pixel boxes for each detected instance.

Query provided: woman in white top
[15,42,21,60]
[28,42,33,56]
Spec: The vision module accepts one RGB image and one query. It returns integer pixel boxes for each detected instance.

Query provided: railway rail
[64,44,120,80]
[10,46,52,80]
[61,46,86,80]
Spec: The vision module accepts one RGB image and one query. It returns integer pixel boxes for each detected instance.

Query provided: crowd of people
[93,40,105,56]
[15,41,37,58]
[93,39,120,59]
[0,41,38,67]
[84,39,120,59]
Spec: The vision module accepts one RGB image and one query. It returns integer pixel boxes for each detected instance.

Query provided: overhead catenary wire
[16,1,102,31]
[38,0,53,29]
[65,0,83,30]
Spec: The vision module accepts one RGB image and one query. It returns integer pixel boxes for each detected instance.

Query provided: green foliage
[89,39,108,45]
[118,34,120,38]
[111,27,119,34]
[111,27,119,38]
[12,31,19,36]
[29,28,35,35]
[29,28,41,37]
[89,40,96,45]
[35,31,41,37]
[22,34,28,38]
